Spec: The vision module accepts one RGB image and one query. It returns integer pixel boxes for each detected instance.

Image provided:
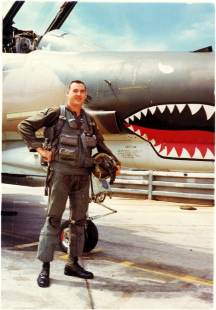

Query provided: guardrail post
[148,170,153,200]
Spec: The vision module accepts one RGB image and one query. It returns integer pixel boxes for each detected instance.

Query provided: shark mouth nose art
[123,103,215,160]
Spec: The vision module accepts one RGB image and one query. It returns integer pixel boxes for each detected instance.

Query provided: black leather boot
[37,262,50,287]
[64,256,94,279]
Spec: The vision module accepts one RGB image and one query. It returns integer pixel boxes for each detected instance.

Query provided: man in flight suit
[18,80,121,287]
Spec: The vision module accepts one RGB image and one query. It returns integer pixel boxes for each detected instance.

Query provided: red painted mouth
[123,104,215,160]
[124,123,214,159]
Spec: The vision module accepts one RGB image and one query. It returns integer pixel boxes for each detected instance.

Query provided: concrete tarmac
[1,184,214,309]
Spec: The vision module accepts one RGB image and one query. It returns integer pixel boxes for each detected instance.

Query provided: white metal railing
[110,170,215,204]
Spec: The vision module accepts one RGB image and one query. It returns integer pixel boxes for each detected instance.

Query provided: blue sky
[2,0,215,51]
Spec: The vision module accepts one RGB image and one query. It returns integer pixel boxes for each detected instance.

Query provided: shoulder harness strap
[84,111,95,136]
[60,105,66,120]
[54,105,66,136]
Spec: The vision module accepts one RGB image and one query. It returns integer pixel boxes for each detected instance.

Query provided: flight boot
[37,262,50,287]
[64,256,94,279]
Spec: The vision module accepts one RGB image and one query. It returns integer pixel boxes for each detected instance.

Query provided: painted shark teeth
[127,125,134,132]
[124,103,215,160]
[151,145,214,160]
[153,144,161,153]
[149,106,156,115]
[159,147,167,156]
[129,115,135,122]
[176,104,186,113]
[205,148,215,160]
[167,147,178,157]
[203,105,215,120]
[192,147,203,159]
[167,104,175,113]
[136,129,141,136]
[125,104,215,122]
[134,111,142,120]
[187,104,202,115]
[180,148,191,158]
[158,105,166,113]
[143,134,148,140]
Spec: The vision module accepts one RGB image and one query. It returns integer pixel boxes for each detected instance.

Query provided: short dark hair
[68,80,86,91]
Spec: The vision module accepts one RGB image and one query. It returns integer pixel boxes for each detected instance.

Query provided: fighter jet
[2,1,215,187]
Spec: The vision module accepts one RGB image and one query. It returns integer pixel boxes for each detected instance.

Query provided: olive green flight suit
[37,169,89,262]
[18,105,121,263]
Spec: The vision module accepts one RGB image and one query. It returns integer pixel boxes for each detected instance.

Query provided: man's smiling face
[66,82,87,111]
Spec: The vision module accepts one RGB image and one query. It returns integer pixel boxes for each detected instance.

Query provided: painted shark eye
[123,103,215,160]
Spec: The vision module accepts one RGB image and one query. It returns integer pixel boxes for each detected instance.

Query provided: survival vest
[44,105,97,168]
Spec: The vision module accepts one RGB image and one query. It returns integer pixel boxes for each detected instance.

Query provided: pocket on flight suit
[59,147,77,160]
[59,134,78,146]
[86,135,97,147]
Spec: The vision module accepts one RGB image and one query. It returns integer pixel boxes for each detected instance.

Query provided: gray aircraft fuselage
[2,30,215,180]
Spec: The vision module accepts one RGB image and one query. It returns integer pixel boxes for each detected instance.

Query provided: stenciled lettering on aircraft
[117,149,142,159]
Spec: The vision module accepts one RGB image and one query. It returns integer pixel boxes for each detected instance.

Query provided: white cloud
[181,29,197,39]
[63,13,168,51]
[174,14,215,44]
[192,19,215,34]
